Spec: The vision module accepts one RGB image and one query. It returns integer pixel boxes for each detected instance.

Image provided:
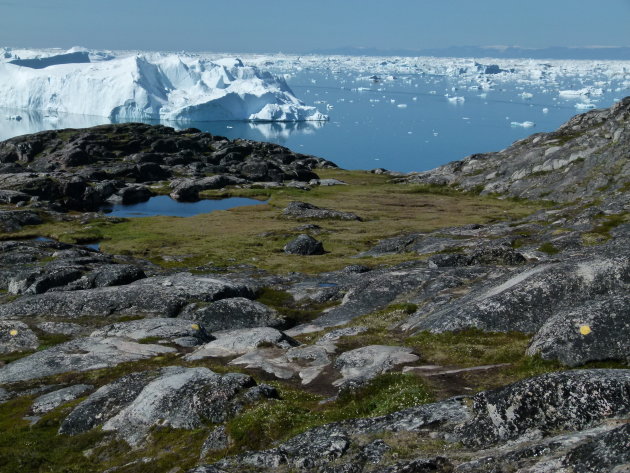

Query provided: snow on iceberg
[0,54,327,122]
[559,87,604,98]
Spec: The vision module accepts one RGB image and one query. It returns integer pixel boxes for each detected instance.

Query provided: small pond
[102,195,266,218]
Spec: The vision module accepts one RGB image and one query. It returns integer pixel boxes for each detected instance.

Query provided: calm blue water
[1,69,626,173]
[102,195,266,218]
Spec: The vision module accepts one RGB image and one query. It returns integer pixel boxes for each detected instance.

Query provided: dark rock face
[178,297,285,331]
[0,210,42,232]
[0,123,336,211]
[0,273,254,319]
[283,201,362,221]
[284,234,325,255]
[402,97,630,202]
[457,370,630,447]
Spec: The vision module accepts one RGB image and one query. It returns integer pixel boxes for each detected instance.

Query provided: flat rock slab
[32,384,93,414]
[458,369,630,448]
[0,273,254,319]
[333,345,420,387]
[178,297,285,331]
[0,320,39,353]
[185,328,298,360]
[61,366,274,447]
[0,337,175,384]
[230,344,334,384]
[91,318,212,346]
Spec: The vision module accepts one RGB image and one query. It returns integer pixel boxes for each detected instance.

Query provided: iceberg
[0,54,327,123]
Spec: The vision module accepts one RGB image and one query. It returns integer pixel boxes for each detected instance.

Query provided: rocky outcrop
[0,273,254,319]
[185,328,299,360]
[333,345,419,387]
[0,123,336,210]
[60,366,276,446]
[178,297,285,331]
[283,201,362,221]
[457,369,630,447]
[401,97,630,202]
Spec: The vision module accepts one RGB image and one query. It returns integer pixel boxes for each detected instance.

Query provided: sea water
[1,63,627,173]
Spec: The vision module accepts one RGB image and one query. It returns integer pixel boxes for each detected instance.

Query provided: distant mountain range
[309,45,630,60]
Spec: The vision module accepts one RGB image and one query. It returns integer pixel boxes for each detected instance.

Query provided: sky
[1,0,629,53]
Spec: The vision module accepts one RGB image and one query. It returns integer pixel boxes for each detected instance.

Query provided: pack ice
[0,54,327,122]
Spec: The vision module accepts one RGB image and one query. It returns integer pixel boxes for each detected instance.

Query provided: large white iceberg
[0,54,327,122]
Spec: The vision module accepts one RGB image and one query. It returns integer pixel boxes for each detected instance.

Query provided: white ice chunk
[511,121,535,128]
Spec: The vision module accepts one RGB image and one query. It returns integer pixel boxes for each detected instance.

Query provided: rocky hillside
[403,97,630,202]
[0,101,627,472]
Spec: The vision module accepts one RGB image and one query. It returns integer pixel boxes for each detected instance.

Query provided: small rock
[284,234,325,255]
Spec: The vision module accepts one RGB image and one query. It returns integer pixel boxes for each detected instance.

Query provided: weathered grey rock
[284,234,325,255]
[60,369,163,435]
[406,253,629,333]
[0,273,254,319]
[0,320,38,353]
[90,318,212,346]
[36,321,85,336]
[100,367,266,446]
[179,297,285,331]
[563,423,630,473]
[283,201,361,221]
[185,328,299,360]
[0,337,175,384]
[333,345,419,387]
[32,384,92,414]
[89,264,146,287]
[230,344,334,384]
[317,326,369,344]
[200,426,231,458]
[379,457,453,473]
[457,369,630,448]
[527,294,630,366]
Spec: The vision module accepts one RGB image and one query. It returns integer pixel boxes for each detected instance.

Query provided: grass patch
[256,287,340,326]
[6,170,544,274]
[537,242,560,255]
[225,373,433,454]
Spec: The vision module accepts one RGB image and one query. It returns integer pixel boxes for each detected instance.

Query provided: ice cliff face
[0,54,327,122]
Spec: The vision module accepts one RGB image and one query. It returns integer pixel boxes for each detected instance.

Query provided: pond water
[101,195,266,218]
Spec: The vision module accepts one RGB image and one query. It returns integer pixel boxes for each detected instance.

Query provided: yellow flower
[9,329,18,336]
[579,325,591,336]
[190,324,200,331]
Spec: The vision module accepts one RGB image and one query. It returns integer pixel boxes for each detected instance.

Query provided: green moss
[256,287,340,326]
[225,373,433,453]
[0,397,106,473]
[537,242,560,255]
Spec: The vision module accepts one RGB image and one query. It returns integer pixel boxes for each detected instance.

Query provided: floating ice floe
[575,102,596,110]
[520,92,534,99]
[511,121,536,128]
[447,96,465,104]
[0,54,327,122]
[559,87,604,98]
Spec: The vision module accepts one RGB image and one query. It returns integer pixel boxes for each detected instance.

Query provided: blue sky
[1,0,629,52]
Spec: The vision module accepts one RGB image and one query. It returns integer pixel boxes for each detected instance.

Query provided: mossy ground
[5,170,543,274]
[1,169,626,472]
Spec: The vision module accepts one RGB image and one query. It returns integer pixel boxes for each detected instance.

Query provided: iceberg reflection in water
[0,107,324,145]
